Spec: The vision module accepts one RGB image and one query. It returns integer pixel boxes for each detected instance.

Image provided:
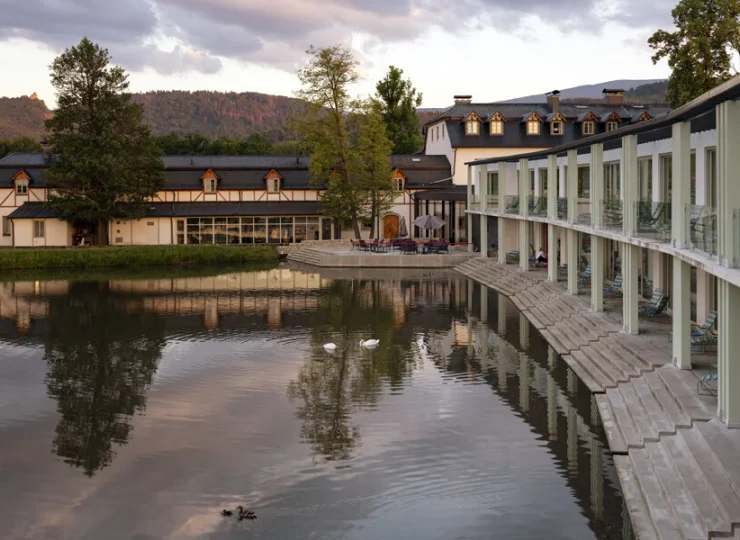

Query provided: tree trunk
[97,218,109,246]
[352,218,362,240]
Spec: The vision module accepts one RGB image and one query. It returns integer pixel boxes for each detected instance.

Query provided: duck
[360,339,379,349]
[237,506,257,520]
[323,343,337,352]
[221,509,233,517]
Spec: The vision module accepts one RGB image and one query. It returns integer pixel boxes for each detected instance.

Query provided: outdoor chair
[691,332,718,351]
[697,372,718,396]
[556,199,567,220]
[640,295,669,317]
[506,197,520,213]
[638,288,663,313]
[603,274,623,296]
[578,263,592,284]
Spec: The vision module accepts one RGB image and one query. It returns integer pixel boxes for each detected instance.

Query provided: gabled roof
[545,112,567,123]
[486,111,507,122]
[575,111,599,123]
[600,111,622,123]
[464,112,482,122]
[521,111,544,123]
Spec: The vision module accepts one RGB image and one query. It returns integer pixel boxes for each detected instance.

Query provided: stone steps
[287,247,324,266]
[617,426,740,540]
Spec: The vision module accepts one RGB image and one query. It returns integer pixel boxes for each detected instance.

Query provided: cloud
[0,0,678,77]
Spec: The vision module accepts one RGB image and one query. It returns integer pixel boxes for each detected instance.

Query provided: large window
[490,120,503,135]
[539,168,548,197]
[466,120,479,135]
[177,216,320,245]
[604,162,620,199]
[659,154,672,202]
[706,147,717,207]
[638,157,653,202]
[487,172,499,196]
[33,220,44,238]
[577,166,590,198]
[526,120,540,135]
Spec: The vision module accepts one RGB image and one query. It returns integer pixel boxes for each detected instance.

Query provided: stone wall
[277,239,352,256]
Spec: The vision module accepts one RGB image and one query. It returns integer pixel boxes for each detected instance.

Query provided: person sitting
[535,247,547,266]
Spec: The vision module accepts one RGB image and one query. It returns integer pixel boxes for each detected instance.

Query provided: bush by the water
[0,245,278,270]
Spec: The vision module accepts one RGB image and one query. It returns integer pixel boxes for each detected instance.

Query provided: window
[487,172,499,196]
[33,220,44,239]
[466,120,479,135]
[489,120,504,135]
[526,120,540,135]
[604,162,621,199]
[268,178,280,193]
[431,129,434,141]
[539,168,548,197]
[442,124,445,139]
[638,157,653,202]
[15,179,28,195]
[394,178,404,191]
[2,217,10,236]
[605,121,618,132]
[436,126,439,139]
[690,151,697,205]
[582,121,595,136]
[577,166,590,198]
[706,147,717,208]
[550,121,563,136]
[204,177,217,193]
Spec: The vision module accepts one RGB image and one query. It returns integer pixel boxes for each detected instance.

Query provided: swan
[323,343,337,352]
[360,339,379,348]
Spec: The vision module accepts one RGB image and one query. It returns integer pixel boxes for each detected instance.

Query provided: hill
[0,95,51,139]
[502,79,667,103]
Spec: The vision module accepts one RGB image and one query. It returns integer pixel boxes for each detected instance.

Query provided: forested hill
[0,95,51,139]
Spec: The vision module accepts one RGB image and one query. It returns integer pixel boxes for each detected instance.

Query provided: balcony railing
[504,195,520,215]
[687,204,717,255]
[601,199,623,230]
[556,198,567,220]
[470,194,480,211]
[486,195,498,209]
[636,202,671,242]
[530,196,548,218]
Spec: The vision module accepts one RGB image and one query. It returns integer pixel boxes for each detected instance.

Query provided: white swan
[360,339,379,349]
[323,343,337,352]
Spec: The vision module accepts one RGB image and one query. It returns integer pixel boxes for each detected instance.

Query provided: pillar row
[672,259,691,369]
[622,243,639,334]
[718,280,740,426]
[591,236,605,311]
[567,229,578,294]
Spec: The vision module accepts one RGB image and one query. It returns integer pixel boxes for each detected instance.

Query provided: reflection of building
[0,154,460,246]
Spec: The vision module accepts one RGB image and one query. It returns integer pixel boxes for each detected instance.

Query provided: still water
[0,264,633,540]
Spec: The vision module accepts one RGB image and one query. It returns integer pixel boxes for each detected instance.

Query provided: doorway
[383,215,399,239]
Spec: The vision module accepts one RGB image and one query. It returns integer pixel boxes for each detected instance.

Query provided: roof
[0,154,452,190]
[414,186,467,201]
[9,201,323,219]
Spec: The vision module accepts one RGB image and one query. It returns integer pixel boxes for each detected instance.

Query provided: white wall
[13,219,70,247]
[425,121,453,166]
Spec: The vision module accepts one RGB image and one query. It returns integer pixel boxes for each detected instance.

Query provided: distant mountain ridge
[501,79,667,103]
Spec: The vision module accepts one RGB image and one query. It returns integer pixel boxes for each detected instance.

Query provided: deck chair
[640,295,669,317]
[603,274,623,296]
[578,263,592,283]
[692,309,717,337]
[638,288,663,313]
[506,196,520,213]
[697,373,718,396]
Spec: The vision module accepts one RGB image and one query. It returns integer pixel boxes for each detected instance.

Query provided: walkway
[457,258,740,540]
[288,246,474,268]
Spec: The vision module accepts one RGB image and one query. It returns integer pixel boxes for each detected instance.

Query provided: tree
[0,136,42,158]
[44,38,164,245]
[648,0,740,107]
[296,45,393,239]
[374,66,423,154]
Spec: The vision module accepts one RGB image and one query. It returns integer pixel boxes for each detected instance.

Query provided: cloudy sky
[0,0,675,107]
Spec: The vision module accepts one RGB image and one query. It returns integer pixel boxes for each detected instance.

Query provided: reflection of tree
[287,279,420,462]
[43,282,165,476]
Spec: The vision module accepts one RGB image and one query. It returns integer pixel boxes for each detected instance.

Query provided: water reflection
[0,266,633,539]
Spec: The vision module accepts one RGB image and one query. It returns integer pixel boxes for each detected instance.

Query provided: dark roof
[0,154,452,190]
[9,201,322,220]
[414,186,467,201]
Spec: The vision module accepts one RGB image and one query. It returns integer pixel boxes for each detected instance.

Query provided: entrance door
[383,215,399,239]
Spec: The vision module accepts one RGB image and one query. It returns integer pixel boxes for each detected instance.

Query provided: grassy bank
[0,245,278,270]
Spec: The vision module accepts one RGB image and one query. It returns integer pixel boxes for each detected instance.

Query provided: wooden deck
[457,258,739,540]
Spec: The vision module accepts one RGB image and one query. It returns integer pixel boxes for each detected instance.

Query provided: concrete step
[558,316,602,344]
[605,387,644,449]
[613,455,660,540]
[561,354,603,393]
[642,370,693,429]
[598,335,657,373]
[581,340,646,380]
[654,366,715,422]
[596,394,628,453]
[540,326,580,355]
[569,349,628,389]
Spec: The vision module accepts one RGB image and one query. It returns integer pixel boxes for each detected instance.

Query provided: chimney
[546,90,560,113]
[602,88,625,105]
[454,95,472,104]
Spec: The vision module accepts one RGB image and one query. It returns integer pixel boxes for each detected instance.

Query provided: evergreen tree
[648,0,740,107]
[374,66,423,154]
[44,38,164,245]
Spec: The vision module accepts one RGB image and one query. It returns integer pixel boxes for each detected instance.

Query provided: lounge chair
[604,274,623,296]
[578,263,592,284]
[640,295,669,317]
[638,288,663,313]
[697,373,718,396]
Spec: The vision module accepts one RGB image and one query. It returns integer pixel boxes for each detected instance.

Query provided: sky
[0,0,676,108]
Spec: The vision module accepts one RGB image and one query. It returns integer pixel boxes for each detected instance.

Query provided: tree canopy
[648,0,740,107]
[374,66,423,154]
[44,38,164,245]
[296,45,393,239]
[0,136,42,158]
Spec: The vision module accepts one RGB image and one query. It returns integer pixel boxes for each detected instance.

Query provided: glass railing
[601,199,623,230]
[504,195,520,215]
[530,196,548,218]
[470,194,480,211]
[486,195,498,209]
[636,202,671,242]
[556,198,567,220]
[687,204,717,255]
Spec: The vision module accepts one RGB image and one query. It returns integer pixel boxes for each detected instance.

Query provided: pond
[0,264,633,539]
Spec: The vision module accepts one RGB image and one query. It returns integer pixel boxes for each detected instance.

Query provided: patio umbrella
[399,216,408,237]
[414,215,445,229]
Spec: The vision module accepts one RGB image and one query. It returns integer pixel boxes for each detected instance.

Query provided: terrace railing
[504,196,520,215]
[636,202,671,242]
[557,198,567,221]
[470,194,481,211]
[486,195,499,210]
[601,199,623,231]
[687,204,717,255]
[530,196,548,218]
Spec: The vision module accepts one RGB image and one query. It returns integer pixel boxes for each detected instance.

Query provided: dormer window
[13,171,30,195]
[265,169,282,193]
[488,112,505,136]
[391,169,406,191]
[524,112,542,136]
[394,178,404,191]
[464,113,481,136]
[606,121,618,132]
[549,112,567,136]
[582,121,595,135]
[201,168,219,194]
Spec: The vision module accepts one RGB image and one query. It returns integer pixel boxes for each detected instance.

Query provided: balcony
[470,194,480,211]
[530,196,548,218]
[504,196,520,215]
[636,202,671,242]
[576,199,591,225]
[601,199,623,231]
[486,195,498,210]
[687,204,717,255]
[557,198,567,220]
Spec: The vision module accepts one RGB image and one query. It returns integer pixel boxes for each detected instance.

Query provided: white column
[716,99,740,267]
[672,259,691,369]
[567,229,578,294]
[591,143,604,227]
[480,215,488,258]
[718,280,740,426]
[466,165,473,251]
[622,243,639,334]
[591,236,605,311]
[520,158,530,217]
[497,218,506,264]
[479,165,488,212]
[672,121,691,248]
[548,224,557,282]
[622,134,638,235]
[567,149,578,223]
[547,155,557,219]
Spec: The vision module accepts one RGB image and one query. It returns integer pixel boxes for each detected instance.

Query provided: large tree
[374,66,423,154]
[648,0,740,107]
[296,45,393,239]
[44,38,164,245]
